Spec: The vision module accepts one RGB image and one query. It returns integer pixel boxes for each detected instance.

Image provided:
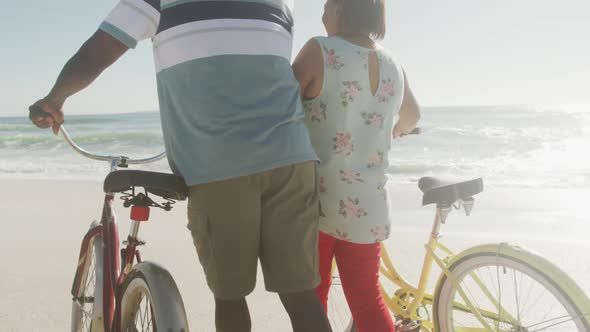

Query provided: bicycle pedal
[122,239,146,246]
[394,318,421,332]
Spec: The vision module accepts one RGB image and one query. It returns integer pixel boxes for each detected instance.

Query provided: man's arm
[30,30,129,133]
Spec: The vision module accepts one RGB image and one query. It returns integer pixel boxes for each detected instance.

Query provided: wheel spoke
[124,291,157,332]
[524,312,590,331]
[438,255,586,332]
[495,264,502,331]
[141,295,146,329]
[74,244,98,332]
[512,269,521,322]
[143,296,151,331]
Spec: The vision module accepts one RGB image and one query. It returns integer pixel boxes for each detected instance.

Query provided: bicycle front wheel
[434,244,590,332]
[119,262,188,332]
[71,232,105,332]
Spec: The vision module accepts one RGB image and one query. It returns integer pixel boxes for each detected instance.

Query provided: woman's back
[303,36,405,243]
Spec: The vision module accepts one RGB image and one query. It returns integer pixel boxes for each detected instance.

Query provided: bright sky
[1,0,589,116]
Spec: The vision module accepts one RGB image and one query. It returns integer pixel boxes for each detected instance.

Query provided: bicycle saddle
[418,177,483,206]
[104,170,188,201]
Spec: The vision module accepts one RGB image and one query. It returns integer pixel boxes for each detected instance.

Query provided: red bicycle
[31,107,190,332]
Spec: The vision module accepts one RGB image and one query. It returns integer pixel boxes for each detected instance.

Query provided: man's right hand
[29,96,65,135]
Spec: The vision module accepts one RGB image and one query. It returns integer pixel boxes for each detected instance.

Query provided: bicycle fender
[436,242,590,317]
[126,261,189,331]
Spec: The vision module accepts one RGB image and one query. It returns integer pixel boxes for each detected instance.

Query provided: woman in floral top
[293,0,421,331]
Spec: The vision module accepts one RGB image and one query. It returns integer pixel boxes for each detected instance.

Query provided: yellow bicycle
[328,177,590,332]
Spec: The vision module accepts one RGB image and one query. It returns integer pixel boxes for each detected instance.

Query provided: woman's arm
[292,38,324,99]
[393,71,421,138]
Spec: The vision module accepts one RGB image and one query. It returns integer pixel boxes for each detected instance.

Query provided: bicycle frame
[378,204,518,332]
[61,126,166,332]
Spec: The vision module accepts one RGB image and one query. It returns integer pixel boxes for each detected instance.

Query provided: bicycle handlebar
[29,106,166,165]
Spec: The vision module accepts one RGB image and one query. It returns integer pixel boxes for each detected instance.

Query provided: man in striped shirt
[30,1,331,331]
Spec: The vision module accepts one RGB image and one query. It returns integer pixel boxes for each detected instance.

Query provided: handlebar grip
[28,105,51,119]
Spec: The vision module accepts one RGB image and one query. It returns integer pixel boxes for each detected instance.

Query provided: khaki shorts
[187,161,320,300]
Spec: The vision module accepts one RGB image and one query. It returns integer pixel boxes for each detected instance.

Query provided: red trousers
[316,232,396,332]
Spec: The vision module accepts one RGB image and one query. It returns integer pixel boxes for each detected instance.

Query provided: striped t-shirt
[99,0,317,185]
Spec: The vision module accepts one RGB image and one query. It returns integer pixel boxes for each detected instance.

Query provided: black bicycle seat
[104,170,188,201]
[418,177,483,206]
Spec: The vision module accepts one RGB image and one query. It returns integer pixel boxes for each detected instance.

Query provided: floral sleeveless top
[303,36,405,244]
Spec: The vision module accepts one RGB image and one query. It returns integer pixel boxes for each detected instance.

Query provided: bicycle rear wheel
[71,233,104,332]
[434,245,590,332]
[119,262,188,332]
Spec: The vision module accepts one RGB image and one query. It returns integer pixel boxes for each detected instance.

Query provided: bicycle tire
[71,232,105,332]
[433,243,590,332]
[119,262,188,332]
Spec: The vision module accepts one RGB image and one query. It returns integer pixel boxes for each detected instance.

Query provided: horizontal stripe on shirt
[157,1,293,34]
[160,0,292,14]
[99,22,139,48]
[103,0,160,41]
[153,19,292,71]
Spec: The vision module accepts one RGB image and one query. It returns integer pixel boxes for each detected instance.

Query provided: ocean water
[1,106,589,189]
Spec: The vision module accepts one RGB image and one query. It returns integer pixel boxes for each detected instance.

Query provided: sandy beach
[1,179,588,331]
